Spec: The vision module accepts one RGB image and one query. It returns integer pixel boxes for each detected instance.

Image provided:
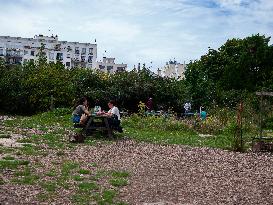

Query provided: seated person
[102,100,123,132]
[72,97,91,125]
[200,106,207,120]
[93,99,102,114]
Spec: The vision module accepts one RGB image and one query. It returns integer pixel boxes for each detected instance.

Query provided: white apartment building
[0,34,97,68]
[158,60,187,79]
[95,57,127,73]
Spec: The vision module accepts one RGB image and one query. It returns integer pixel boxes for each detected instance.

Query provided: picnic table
[74,114,113,138]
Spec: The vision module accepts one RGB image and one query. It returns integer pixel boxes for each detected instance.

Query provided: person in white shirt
[103,100,122,132]
[106,100,120,120]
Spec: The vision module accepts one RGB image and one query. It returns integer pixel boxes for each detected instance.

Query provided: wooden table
[84,114,113,138]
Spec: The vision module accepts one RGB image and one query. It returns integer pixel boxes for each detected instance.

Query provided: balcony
[6,52,23,57]
[117,67,125,72]
[72,58,79,62]
[54,44,61,51]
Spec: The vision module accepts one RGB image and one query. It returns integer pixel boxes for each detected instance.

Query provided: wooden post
[50,95,54,111]
[235,101,244,151]
[259,95,263,140]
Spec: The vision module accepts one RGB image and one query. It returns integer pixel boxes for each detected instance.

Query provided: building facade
[95,57,127,73]
[158,60,187,79]
[0,34,97,69]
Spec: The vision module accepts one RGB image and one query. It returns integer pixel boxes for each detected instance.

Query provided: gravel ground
[69,140,273,205]
[1,138,273,205]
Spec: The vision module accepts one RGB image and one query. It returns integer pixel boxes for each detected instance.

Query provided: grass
[61,161,80,176]
[111,171,130,178]
[0,134,12,138]
[2,108,252,204]
[71,193,94,204]
[45,169,57,177]
[14,167,31,176]
[40,181,57,192]
[89,162,98,167]
[78,182,99,191]
[78,169,91,175]
[122,114,255,150]
[95,189,117,204]
[12,174,39,185]
[73,175,85,181]
[109,178,128,187]
[0,177,5,185]
[2,155,15,160]
[0,159,30,170]
[0,109,129,204]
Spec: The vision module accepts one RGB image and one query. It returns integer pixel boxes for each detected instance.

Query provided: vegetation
[1,34,272,115]
[0,109,130,204]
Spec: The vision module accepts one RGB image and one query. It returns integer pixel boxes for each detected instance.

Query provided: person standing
[184,101,191,114]
[200,106,207,120]
[146,98,153,112]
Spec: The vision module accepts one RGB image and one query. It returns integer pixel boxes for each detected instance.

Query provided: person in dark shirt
[72,97,91,125]
[146,98,153,112]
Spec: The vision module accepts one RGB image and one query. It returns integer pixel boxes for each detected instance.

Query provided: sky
[0,0,272,71]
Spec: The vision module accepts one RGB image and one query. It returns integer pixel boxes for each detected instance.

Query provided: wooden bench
[84,115,114,138]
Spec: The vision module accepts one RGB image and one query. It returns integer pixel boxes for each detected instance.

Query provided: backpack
[69,132,85,143]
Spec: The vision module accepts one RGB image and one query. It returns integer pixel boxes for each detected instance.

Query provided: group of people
[183,101,207,120]
[72,97,122,132]
[145,98,207,120]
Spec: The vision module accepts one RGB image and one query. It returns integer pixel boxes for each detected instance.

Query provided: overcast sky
[0,0,272,71]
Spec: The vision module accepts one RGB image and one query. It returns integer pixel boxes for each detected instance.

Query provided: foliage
[185,34,273,109]
[0,34,272,115]
[138,101,146,116]
[122,107,259,150]
[0,59,188,114]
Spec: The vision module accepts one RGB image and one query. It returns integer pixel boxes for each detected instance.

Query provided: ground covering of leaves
[0,113,273,205]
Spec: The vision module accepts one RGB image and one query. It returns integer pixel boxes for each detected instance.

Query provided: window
[31,51,35,56]
[75,47,79,54]
[82,48,86,54]
[88,56,92,63]
[56,53,63,61]
[117,67,125,72]
[6,50,12,56]
[49,52,54,60]
[66,62,71,67]
[99,65,105,70]
[0,49,3,56]
[107,59,114,63]
[81,56,85,61]
[15,51,20,56]
[89,48,93,54]
[107,66,113,70]
[24,50,28,55]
